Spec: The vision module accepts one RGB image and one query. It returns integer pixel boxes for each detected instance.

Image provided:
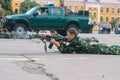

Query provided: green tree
[20,0,40,13]
[0,0,12,15]
[110,18,119,30]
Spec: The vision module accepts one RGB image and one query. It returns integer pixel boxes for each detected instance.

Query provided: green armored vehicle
[3,5,93,37]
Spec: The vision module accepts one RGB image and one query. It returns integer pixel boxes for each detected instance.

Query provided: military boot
[90,37,99,43]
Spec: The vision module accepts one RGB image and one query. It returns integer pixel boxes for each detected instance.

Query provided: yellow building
[11,0,120,30]
[11,0,24,13]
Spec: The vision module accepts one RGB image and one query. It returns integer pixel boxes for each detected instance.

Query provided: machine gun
[40,34,66,52]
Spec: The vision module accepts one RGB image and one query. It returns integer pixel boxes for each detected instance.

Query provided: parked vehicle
[3,5,93,38]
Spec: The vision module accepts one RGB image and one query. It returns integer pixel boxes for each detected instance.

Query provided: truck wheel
[67,24,79,34]
[14,23,27,39]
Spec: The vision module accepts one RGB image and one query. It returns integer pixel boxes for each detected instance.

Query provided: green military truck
[3,5,93,38]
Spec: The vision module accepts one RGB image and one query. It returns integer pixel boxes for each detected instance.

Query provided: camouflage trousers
[88,44,120,55]
[78,38,120,55]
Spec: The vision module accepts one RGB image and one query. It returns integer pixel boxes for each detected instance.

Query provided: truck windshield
[26,7,37,15]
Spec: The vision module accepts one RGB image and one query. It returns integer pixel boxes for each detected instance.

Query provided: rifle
[40,34,66,52]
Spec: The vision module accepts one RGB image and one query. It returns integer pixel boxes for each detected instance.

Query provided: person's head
[50,29,56,36]
[67,28,78,41]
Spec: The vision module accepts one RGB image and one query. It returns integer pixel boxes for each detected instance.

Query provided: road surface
[0,32,120,80]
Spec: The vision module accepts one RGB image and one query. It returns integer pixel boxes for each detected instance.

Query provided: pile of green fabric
[79,38,120,55]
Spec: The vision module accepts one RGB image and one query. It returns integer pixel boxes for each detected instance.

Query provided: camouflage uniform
[58,37,80,53]
[58,36,120,54]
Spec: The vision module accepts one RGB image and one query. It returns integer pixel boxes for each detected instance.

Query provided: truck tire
[67,24,79,35]
[14,23,27,39]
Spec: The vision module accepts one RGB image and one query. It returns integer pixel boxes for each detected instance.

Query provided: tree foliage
[0,0,12,15]
[110,18,119,29]
[20,0,40,13]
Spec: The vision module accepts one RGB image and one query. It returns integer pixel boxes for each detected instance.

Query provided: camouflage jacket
[58,36,90,53]
[58,36,120,54]
[58,37,79,53]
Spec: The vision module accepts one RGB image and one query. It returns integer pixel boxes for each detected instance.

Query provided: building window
[112,8,114,13]
[118,8,120,13]
[81,6,83,10]
[15,9,18,13]
[94,12,96,18]
[15,3,18,6]
[75,6,78,12]
[94,8,96,10]
[106,17,108,22]
[100,16,103,21]
[106,8,109,13]
[69,5,72,10]
[101,7,103,12]
[112,17,114,20]
[89,8,91,10]
[117,17,119,21]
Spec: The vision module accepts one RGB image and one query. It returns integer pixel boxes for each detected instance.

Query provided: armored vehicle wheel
[14,23,27,39]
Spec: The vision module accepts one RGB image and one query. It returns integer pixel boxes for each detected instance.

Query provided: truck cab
[29,6,66,30]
